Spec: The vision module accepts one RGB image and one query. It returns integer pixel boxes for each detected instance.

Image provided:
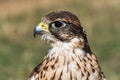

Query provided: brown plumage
[29,11,106,80]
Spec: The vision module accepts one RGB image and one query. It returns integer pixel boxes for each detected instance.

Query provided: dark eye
[51,21,66,29]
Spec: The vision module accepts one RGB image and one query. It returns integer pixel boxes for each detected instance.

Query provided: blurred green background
[0,0,120,80]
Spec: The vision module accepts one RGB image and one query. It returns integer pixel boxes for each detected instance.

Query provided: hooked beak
[33,22,49,38]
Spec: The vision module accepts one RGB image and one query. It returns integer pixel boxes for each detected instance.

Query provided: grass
[0,0,120,80]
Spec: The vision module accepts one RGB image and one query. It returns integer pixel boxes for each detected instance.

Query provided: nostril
[41,25,44,27]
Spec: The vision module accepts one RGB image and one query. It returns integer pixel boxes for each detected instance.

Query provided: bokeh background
[0,0,120,80]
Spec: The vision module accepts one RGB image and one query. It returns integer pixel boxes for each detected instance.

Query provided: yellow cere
[39,22,49,32]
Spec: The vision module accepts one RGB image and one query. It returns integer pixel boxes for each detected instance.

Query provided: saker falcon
[29,11,106,80]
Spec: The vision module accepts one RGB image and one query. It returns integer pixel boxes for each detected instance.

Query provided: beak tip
[33,25,43,38]
[33,33,36,38]
[33,23,47,38]
[33,28,37,38]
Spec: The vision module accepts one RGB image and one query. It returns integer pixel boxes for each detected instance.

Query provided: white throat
[47,38,86,59]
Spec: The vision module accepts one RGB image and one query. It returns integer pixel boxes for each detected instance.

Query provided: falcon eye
[51,21,66,29]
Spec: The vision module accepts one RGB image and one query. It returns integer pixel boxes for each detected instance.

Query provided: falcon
[29,11,106,80]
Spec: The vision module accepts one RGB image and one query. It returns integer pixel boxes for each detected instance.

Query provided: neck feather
[46,38,91,60]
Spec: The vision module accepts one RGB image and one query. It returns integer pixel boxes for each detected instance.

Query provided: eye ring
[51,21,66,29]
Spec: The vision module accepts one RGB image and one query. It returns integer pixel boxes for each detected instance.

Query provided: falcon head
[34,11,87,43]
